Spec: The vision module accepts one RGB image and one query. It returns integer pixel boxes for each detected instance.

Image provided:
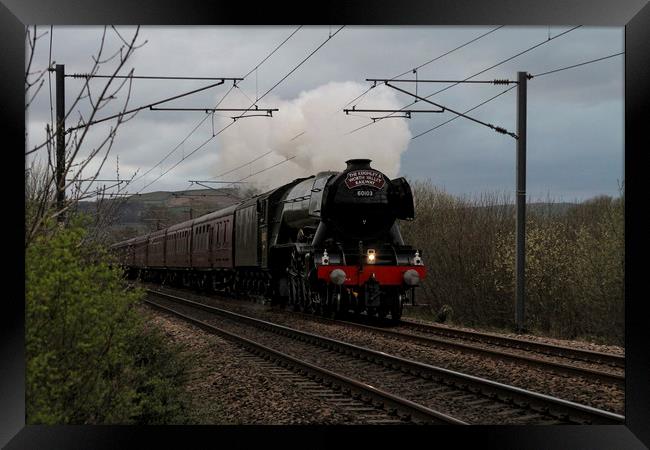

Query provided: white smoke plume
[213,81,412,190]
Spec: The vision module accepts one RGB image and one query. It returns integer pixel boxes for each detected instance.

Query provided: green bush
[26,216,190,424]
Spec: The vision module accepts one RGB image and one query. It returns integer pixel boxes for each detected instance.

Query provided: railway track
[144,291,466,425]
[145,288,624,425]
[298,314,625,386]
[400,317,624,367]
[143,283,623,386]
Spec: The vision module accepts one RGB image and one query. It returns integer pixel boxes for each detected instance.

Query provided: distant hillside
[89,185,584,244]
[78,188,246,242]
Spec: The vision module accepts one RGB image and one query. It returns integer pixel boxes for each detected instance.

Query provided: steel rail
[291,314,624,386]
[144,284,623,384]
[399,319,625,369]
[143,296,466,425]
[145,289,625,425]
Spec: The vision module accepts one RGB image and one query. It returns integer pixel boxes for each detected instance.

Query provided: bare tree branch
[25,25,147,245]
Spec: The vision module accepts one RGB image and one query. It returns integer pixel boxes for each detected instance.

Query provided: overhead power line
[188,180,247,184]
[237,27,506,187]
[65,78,233,133]
[137,26,344,194]
[241,26,303,79]
[347,25,581,136]
[384,81,517,138]
[365,78,517,85]
[230,26,508,185]
[342,25,505,110]
[204,26,347,183]
[344,106,445,121]
[130,84,236,185]
[235,155,298,182]
[411,84,517,140]
[67,74,241,81]
[215,149,276,179]
[149,106,279,120]
[413,49,622,140]
[530,51,624,78]
[256,26,345,104]
[129,26,302,191]
[345,107,445,113]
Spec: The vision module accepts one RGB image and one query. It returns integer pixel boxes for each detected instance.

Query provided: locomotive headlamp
[367,249,376,264]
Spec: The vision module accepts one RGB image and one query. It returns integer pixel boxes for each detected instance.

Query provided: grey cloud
[26,25,623,199]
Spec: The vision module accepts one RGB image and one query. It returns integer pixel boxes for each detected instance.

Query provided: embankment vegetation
[26,216,191,424]
[25,26,194,424]
[400,180,624,345]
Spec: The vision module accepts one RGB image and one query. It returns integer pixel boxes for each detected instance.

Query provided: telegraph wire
[204,26,347,183]
[419,25,581,97]
[382,81,517,138]
[232,25,509,184]
[236,27,506,185]
[130,26,302,190]
[64,78,232,133]
[68,74,242,81]
[136,26,344,194]
[235,155,298,182]
[414,49,623,139]
[530,51,624,78]
[411,84,517,140]
[346,25,581,136]
[400,26,506,78]
[241,25,303,80]
[257,25,345,104]
[342,25,505,110]
[130,84,236,184]
[215,149,276,179]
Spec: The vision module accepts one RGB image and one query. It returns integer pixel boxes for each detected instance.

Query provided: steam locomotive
[112,159,425,321]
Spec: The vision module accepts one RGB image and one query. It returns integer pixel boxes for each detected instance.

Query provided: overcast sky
[26,26,624,202]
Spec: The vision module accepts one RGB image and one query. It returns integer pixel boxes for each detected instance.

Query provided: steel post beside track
[515,71,528,332]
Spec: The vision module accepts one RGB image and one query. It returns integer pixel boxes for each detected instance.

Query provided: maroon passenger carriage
[112,159,425,322]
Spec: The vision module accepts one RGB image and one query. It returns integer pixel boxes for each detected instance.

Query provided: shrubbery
[26,216,190,424]
[401,181,624,345]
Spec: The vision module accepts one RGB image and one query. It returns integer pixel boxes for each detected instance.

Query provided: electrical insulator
[493,79,510,85]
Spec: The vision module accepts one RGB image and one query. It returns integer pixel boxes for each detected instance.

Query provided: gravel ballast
[140,284,624,416]
[141,307,374,424]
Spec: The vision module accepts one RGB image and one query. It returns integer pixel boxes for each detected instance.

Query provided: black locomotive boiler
[112,159,426,321]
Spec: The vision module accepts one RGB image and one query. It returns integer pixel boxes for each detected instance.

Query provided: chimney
[345,159,372,170]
